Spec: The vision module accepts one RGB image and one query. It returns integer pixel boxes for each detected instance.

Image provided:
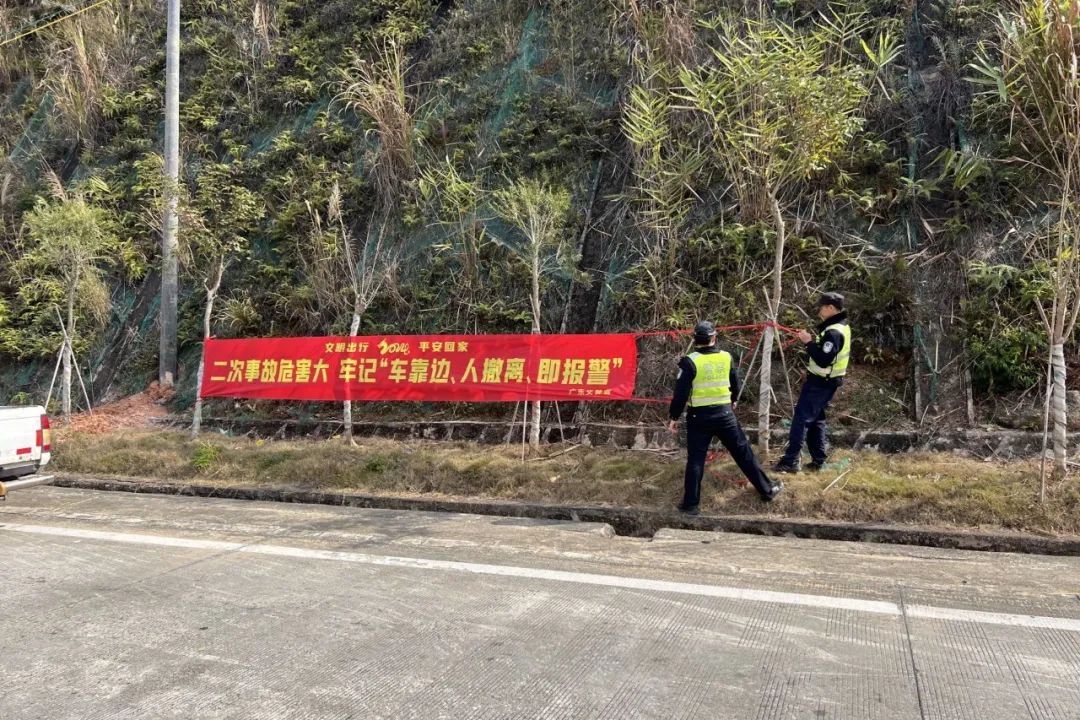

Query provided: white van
[0,405,53,480]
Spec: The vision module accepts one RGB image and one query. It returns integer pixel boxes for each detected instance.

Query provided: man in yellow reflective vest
[668,321,782,514]
[774,292,851,474]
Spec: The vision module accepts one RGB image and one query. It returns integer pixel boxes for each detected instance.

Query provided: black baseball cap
[693,321,717,344]
[818,292,845,310]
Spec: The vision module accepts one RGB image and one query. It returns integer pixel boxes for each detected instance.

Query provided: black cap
[818,292,845,310]
[693,321,717,344]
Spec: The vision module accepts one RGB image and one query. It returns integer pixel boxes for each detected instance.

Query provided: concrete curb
[48,474,1080,557]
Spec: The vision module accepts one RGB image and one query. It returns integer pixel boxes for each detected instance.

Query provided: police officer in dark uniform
[668,321,783,514]
[774,292,852,473]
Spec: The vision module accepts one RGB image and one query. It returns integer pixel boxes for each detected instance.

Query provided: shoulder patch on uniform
[822,341,835,353]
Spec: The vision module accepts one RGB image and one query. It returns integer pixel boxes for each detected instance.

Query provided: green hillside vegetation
[1,1,1078,462]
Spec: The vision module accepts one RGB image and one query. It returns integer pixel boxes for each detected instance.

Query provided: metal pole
[160,0,181,387]
[0,475,55,499]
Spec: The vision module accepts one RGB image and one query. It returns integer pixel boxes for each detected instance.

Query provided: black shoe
[762,482,784,502]
[806,461,825,472]
[677,504,700,516]
[772,462,800,474]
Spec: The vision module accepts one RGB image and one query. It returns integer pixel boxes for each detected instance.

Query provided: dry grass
[336,41,416,212]
[51,429,1080,536]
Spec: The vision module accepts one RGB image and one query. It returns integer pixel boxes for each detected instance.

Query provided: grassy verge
[52,429,1080,536]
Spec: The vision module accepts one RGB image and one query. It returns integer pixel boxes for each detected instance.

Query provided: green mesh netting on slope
[89,285,141,371]
[484,7,545,144]
[247,97,330,158]
[0,360,45,402]
[6,92,53,185]
[0,77,32,117]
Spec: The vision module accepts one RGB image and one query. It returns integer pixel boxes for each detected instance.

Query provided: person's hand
[732,402,738,411]
[797,329,813,343]
[667,419,678,435]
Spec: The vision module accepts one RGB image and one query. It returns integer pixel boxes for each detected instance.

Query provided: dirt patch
[64,387,171,435]
[50,429,1080,537]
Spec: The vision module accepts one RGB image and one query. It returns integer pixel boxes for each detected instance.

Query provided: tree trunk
[913,347,923,424]
[757,194,786,458]
[61,342,72,421]
[567,165,622,335]
[343,307,362,445]
[530,400,542,450]
[757,325,774,457]
[159,0,181,388]
[1051,341,1068,480]
[563,164,621,426]
[1039,348,1053,504]
[560,162,603,335]
[530,246,542,452]
[190,356,207,439]
[964,365,976,427]
[192,260,224,438]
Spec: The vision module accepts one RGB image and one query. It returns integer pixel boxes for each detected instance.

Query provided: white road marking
[904,604,1080,631]
[5,521,1080,633]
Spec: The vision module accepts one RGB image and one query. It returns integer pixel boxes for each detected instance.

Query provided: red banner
[199,334,638,402]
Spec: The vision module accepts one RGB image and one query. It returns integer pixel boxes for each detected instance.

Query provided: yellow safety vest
[688,351,733,407]
[808,323,851,378]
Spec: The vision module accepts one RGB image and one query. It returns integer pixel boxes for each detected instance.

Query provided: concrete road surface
[2,487,1079,720]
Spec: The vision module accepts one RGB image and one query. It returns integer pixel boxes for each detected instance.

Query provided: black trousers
[683,406,774,507]
[780,376,842,466]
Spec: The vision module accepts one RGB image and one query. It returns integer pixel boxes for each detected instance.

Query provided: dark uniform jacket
[804,311,848,386]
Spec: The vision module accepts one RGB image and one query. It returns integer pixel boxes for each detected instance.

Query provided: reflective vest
[808,322,851,378]
[688,351,733,407]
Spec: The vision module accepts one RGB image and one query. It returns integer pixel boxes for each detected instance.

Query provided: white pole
[44,343,64,409]
[160,0,181,387]
[0,475,55,498]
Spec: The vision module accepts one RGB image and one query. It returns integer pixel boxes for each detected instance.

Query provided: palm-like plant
[15,184,119,419]
[675,8,896,456]
[491,178,572,452]
[970,0,1080,486]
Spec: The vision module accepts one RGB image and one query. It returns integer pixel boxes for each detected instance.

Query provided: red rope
[739,326,766,371]
[634,329,692,339]
[705,449,749,488]
[634,321,803,338]
[629,320,807,406]
[626,321,806,484]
